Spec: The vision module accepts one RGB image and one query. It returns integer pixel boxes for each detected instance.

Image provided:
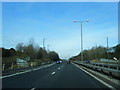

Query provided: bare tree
[15,43,24,52]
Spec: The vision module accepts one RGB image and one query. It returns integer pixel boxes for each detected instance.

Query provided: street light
[73,20,90,61]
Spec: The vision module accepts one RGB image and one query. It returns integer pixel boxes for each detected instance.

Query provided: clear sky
[2,2,118,59]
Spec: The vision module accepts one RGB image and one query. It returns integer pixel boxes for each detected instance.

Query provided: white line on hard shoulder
[1,63,55,79]
[52,72,55,75]
[73,63,116,90]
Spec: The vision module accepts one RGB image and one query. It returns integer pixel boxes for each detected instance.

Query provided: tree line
[69,44,120,61]
[1,39,60,70]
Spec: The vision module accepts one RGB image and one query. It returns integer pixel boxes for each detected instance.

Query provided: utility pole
[95,44,97,48]
[47,45,51,52]
[95,44,97,60]
[107,37,109,62]
[43,38,45,50]
[107,37,109,49]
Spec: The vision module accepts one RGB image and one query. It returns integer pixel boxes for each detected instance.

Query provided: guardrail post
[3,64,5,70]
[31,62,33,67]
[11,63,13,69]
[18,63,20,68]
[117,67,119,70]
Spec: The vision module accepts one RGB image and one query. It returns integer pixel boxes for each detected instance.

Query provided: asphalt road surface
[2,62,109,89]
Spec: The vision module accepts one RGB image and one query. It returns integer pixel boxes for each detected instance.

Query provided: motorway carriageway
[2,62,112,89]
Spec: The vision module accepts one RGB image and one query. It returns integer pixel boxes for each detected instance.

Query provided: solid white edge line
[1,63,55,79]
[73,63,116,90]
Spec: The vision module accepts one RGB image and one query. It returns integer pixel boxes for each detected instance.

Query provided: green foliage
[37,48,44,59]
[114,44,120,60]
[69,45,120,61]
[2,56,17,70]
[48,51,60,61]
[37,48,49,61]
[23,44,37,61]
[2,39,60,70]
[15,43,24,52]
[2,48,16,57]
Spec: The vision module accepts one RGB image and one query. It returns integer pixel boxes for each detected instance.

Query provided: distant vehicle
[56,61,61,64]
[67,61,71,64]
[85,60,90,64]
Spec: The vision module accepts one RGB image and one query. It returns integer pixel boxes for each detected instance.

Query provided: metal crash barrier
[73,61,120,79]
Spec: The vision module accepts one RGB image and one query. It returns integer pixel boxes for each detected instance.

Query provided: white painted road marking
[1,63,56,79]
[31,88,35,90]
[73,63,116,90]
[52,72,55,75]
[58,68,60,69]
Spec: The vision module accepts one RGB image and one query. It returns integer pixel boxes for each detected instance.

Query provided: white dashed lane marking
[52,72,55,75]
[31,88,35,90]
[58,68,60,69]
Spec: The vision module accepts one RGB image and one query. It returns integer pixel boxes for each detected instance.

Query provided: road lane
[33,63,108,88]
[2,62,109,88]
[2,63,63,88]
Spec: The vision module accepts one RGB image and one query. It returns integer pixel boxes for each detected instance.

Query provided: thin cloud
[2,0,119,2]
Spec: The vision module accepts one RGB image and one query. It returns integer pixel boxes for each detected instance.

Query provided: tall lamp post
[73,20,90,61]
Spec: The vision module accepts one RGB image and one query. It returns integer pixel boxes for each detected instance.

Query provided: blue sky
[2,2,118,59]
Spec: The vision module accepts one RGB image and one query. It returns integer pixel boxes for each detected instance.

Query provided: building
[16,57,30,67]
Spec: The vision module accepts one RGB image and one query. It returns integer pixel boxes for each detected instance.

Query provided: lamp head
[86,20,90,22]
[73,20,77,22]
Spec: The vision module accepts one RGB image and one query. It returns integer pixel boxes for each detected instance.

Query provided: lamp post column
[81,21,83,61]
